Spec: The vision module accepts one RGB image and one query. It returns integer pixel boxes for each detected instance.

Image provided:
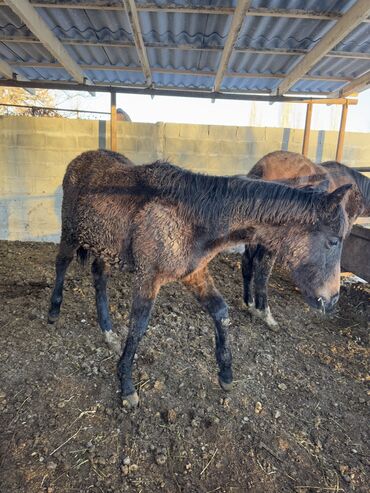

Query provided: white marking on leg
[104,331,122,355]
[122,391,139,409]
[263,307,279,330]
[249,305,279,331]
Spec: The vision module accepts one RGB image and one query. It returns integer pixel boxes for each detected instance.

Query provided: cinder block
[118,122,154,137]
[134,152,158,164]
[236,126,266,142]
[44,135,79,149]
[179,124,210,140]
[118,138,139,153]
[136,138,158,154]
[207,125,237,141]
[0,132,18,147]
[164,137,196,155]
[163,123,181,139]
[1,177,32,195]
[66,119,98,136]
[77,136,100,150]
[16,133,46,148]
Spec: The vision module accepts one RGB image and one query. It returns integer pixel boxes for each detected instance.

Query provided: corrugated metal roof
[251,0,357,13]
[0,1,369,97]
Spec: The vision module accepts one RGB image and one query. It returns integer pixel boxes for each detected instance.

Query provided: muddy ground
[0,240,369,493]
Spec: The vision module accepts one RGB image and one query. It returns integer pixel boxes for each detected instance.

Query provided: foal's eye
[328,237,340,248]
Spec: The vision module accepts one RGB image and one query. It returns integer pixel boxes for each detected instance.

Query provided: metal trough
[341,224,370,282]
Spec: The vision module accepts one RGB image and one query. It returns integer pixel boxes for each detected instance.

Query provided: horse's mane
[322,161,370,209]
[145,161,327,227]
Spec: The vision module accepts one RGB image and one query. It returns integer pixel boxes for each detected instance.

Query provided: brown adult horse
[48,150,352,407]
[241,150,368,328]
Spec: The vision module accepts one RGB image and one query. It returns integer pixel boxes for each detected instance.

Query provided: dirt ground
[0,240,369,493]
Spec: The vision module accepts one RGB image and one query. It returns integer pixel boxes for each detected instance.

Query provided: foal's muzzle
[306,292,339,313]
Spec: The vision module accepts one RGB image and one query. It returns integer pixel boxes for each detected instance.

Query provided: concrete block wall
[0,115,369,241]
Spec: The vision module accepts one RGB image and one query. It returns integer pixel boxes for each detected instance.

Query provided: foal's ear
[300,179,330,193]
[326,184,352,212]
[314,179,330,192]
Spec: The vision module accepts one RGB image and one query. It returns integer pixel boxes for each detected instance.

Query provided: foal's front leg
[242,244,257,307]
[252,246,278,329]
[183,267,233,391]
[117,279,158,408]
[91,258,121,354]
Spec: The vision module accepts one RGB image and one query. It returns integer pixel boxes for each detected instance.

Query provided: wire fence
[0,103,110,119]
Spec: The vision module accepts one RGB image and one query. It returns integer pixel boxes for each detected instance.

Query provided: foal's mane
[322,161,370,209]
[145,161,328,227]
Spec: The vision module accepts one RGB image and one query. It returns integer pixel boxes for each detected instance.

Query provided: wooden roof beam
[274,0,370,96]
[0,2,347,19]
[213,0,251,93]
[0,57,35,94]
[334,70,370,97]
[7,60,353,83]
[4,0,89,85]
[1,35,370,61]
[121,0,152,86]
[0,58,14,79]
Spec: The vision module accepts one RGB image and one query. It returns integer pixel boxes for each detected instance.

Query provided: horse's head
[281,184,353,313]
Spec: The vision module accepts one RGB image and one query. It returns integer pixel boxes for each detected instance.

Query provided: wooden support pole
[336,102,348,162]
[302,103,313,156]
[110,91,117,151]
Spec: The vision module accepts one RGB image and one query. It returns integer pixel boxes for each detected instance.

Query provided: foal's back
[248,151,324,182]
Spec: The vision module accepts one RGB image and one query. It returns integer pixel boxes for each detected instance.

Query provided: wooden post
[302,103,313,156]
[336,102,348,161]
[110,90,117,151]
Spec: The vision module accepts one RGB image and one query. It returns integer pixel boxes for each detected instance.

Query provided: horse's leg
[91,257,122,355]
[48,240,76,323]
[242,244,257,308]
[252,245,278,330]
[183,267,233,392]
[117,278,159,408]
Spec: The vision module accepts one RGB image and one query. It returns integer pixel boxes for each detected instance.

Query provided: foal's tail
[76,246,90,266]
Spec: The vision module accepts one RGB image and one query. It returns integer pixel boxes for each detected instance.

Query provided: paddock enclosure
[1,1,370,492]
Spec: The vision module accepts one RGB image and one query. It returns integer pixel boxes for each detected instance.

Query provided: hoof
[104,331,122,355]
[47,312,59,324]
[122,391,139,409]
[249,306,279,331]
[219,377,233,392]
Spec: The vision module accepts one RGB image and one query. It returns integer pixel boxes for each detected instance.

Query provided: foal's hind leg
[117,277,159,408]
[242,244,257,308]
[252,245,278,330]
[91,258,121,355]
[183,267,233,392]
[48,241,75,323]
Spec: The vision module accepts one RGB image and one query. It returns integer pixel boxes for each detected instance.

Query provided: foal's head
[279,184,353,313]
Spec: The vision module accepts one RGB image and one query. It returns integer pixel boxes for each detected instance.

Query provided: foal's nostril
[331,292,340,307]
[325,292,339,312]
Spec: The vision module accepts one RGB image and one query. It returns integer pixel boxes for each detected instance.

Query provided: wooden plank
[213,0,252,92]
[7,61,352,82]
[335,102,348,161]
[2,35,370,61]
[302,103,313,156]
[4,2,346,20]
[337,70,370,97]
[0,58,13,79]
[122,0,152,86]
[110,91,117,151]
